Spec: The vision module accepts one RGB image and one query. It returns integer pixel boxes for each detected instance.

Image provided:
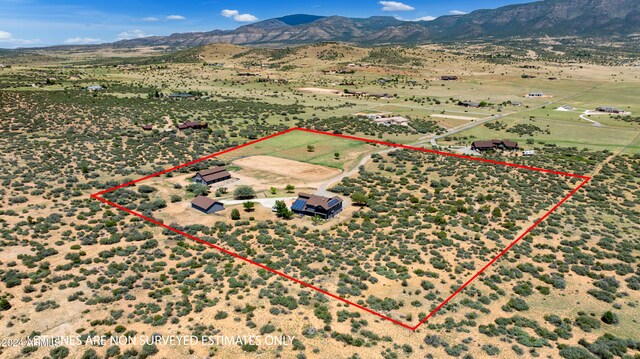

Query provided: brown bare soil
[233,155,341,181]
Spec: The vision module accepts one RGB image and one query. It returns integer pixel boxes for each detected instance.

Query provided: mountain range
[98,0,640,48]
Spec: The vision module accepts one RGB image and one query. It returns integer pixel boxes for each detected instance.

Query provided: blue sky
[0,0,533,48]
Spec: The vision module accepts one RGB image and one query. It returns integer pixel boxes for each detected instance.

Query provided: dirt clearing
[233,155,341,181]
[298,87,341,95]
[430,114,479,121]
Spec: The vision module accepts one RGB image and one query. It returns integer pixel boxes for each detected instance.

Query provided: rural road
[425,112,515,147]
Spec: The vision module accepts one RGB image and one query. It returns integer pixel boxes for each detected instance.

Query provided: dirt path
[161,115,173,130]
[579,112,603,127]
[427,112,514,147]
[590,129,640,177]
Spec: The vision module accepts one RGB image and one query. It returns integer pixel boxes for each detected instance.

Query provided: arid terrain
[0,41,638,359]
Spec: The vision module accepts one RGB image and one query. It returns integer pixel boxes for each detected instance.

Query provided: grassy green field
[445,114,640,153]
[218,130,377,169]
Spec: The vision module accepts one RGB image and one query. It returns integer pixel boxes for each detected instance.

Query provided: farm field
[216,130,377,169]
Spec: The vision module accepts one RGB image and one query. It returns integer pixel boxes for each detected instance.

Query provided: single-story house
[291,193,343,219]
[459,101,481,108]
[177,121,208,130]
[471,141,496,151]
[372,116,410,126]
[471,139,519,151]
[596,106,624,114]
[192,167,231,185]
[191,196,225,214]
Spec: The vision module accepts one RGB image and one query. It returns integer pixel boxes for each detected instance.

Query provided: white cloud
[117,29,150,40]
[166,15,185,20]
[0,30,39,46]
[379,1,415,12]
[142,17,159,22]
[395,15,436,21]
[64,37,101,45]
[221,9,258,22]
[449,10,467,15]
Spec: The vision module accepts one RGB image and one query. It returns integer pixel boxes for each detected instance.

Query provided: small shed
[191,196,225,214]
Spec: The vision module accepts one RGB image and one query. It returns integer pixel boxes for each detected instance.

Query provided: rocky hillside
[65,0,640,49]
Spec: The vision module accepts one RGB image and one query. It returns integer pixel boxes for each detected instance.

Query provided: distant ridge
[32,0,640,49]
[276,14,326,26]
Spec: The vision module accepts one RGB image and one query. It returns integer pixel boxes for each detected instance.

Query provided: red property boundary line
[91,127,591,331]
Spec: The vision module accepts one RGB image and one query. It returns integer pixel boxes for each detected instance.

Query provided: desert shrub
[574,314,601,332]
[260,323,276,334]
[186,183,209,196]
[600,311,619,325]
[502,297,529,312]
[558,345,597,359]
[50,346,70,359]
[81,349,99,359]
[234,185,255,199]
[0,298,11,311]
[137,185,157,193]
[482,344,500,356]
[214,311,228,320]
[139,343,159,359]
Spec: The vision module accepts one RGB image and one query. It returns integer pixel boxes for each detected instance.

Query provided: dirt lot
[430,113,479,121]
[297,87,341,95]
[233,155,341,181]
